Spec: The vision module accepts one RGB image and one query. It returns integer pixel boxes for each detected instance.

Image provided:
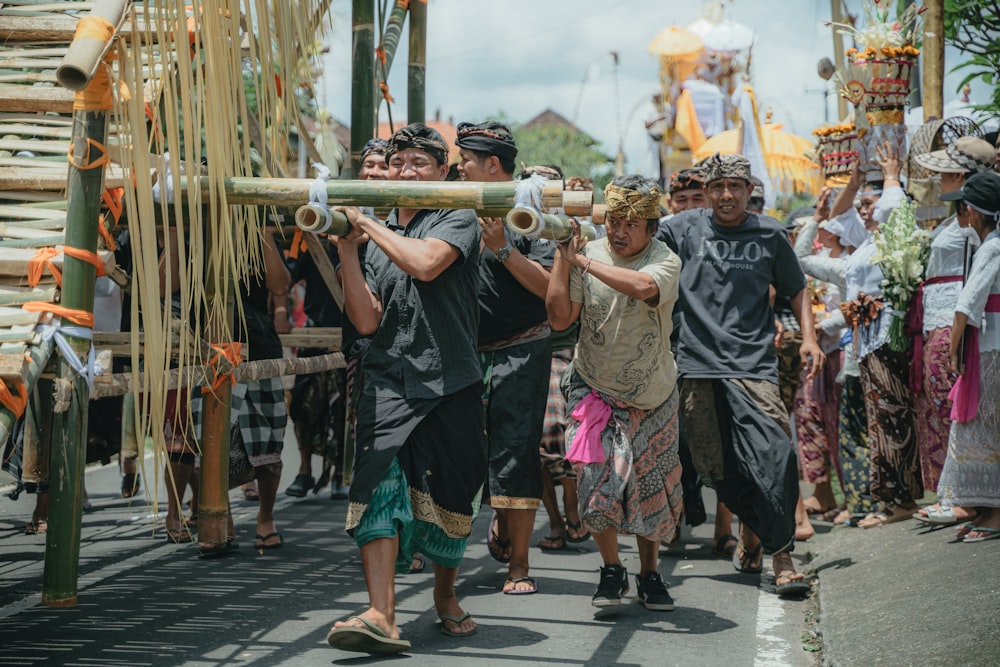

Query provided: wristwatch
[495,245,512,262]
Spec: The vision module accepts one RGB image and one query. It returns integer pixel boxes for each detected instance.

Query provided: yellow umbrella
[692,123,822,196]
[647,26,704,59]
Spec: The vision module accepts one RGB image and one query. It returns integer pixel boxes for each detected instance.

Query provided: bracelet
[581,258,593,275]
[273,307,287,314]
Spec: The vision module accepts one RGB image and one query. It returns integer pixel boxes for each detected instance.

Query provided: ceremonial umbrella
[703,19,756,53]
[692,123,822,196]
[647,26,704,91]
[647,26,704,59]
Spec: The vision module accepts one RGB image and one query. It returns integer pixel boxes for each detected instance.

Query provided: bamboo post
[197,206,235,550]
[830,0,849,121]
[351,0,377,176]
[380,0,409,75]
[921,0,944,122]
[42,10,119,605]
[408,0,426,123]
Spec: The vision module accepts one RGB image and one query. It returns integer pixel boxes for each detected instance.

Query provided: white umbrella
[703,19,756,53]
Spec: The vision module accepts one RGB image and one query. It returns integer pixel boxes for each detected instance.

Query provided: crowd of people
[4,117,999,658]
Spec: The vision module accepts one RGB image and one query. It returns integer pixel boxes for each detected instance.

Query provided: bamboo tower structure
[0,0,593,604]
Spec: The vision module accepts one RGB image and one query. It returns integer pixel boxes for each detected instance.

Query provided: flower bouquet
[871,198,932,351]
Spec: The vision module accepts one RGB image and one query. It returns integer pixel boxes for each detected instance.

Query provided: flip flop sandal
[255,532,283,549]
[713,534,739,558]
[503,576,538,595]
[565,519,591,543]
[327,616,411,653]
[438,612,477,637]
[775,575,812,598]
[961,526,1000,543]
[537,534,567,551]
[196,540,239,559]
[732,541,763,574]
[121,472,142,498]
[486,515,511,564]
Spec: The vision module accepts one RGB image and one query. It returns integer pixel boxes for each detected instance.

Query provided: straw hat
[913,136,996,174]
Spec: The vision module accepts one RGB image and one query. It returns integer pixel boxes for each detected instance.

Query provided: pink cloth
[567,390,612,464]
[949,294,1000,423]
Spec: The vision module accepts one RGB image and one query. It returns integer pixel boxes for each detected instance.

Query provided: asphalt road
[0,433,816,667]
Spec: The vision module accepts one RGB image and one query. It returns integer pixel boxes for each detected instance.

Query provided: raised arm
[546,228,584,331]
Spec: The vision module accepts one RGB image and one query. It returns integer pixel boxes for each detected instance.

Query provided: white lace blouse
[922,215,981,332]
[957,231,1000,353]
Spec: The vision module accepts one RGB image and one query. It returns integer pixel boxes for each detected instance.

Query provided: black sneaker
[284,473,314,498]
[636,571,674,611]
[592,564,629,607]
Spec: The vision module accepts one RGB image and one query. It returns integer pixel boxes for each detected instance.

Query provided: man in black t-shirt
[456,121,554,596]
[659,154,824,598]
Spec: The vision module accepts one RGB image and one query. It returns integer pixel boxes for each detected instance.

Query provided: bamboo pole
[197,205,234,550]
[185,177,588,214]
[407,0,426,123]
[380,0,408,75]
[350,0,377,177]
[0,334,55,453]
[42,36,116,605]
[54,0,128,91]
[921,0,944,122]
[830,0,849,121]
[53,351,346,404]
[505,207,598,242]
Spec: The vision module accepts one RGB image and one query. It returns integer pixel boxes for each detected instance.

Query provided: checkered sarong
[193,376,287,467]
[540,349,575,480]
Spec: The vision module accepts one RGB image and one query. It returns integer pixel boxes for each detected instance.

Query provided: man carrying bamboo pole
[658,154,823,597]
[326,123,485,654]
[545,175,683,611]
[285,138,388,501]
[455,120,553,595]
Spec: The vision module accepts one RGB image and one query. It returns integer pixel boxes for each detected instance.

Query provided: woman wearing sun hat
[909,137,997,523]
[938,171,1000,542]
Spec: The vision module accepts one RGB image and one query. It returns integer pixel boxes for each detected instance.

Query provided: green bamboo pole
[42,90,108,610]
[407,0,426,123]
[505,207,598,242]
[183,176,587,214]
[0,335,55,450]
[350,0,377,177]
[40,0,126,605]
[380,0,408,75]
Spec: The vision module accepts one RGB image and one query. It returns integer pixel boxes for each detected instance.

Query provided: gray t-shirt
[658,208,806,381]
[362,207,482,399]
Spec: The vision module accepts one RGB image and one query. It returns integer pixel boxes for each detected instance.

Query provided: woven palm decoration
[906,116,985,225]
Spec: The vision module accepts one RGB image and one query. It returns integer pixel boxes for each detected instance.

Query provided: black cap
[940,171,1000,214]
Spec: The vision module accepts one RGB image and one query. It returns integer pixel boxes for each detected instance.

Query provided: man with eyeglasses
[658,153,824,598]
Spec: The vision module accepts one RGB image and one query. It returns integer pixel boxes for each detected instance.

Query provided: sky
[319,0,993,178]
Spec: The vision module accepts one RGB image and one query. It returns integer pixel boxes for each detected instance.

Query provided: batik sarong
[859,346,923,506]
[914,327,957,490]
[838,376,876,517]
[938,349,1000,508]
[565,367,682,543]
[794,352,843,484]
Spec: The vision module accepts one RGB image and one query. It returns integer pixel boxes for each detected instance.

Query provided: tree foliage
[943,0,1000,114]
[510,123,614,192]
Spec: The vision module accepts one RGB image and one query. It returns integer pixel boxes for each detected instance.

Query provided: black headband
[455,121,518,161]
[386,123,448,165]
